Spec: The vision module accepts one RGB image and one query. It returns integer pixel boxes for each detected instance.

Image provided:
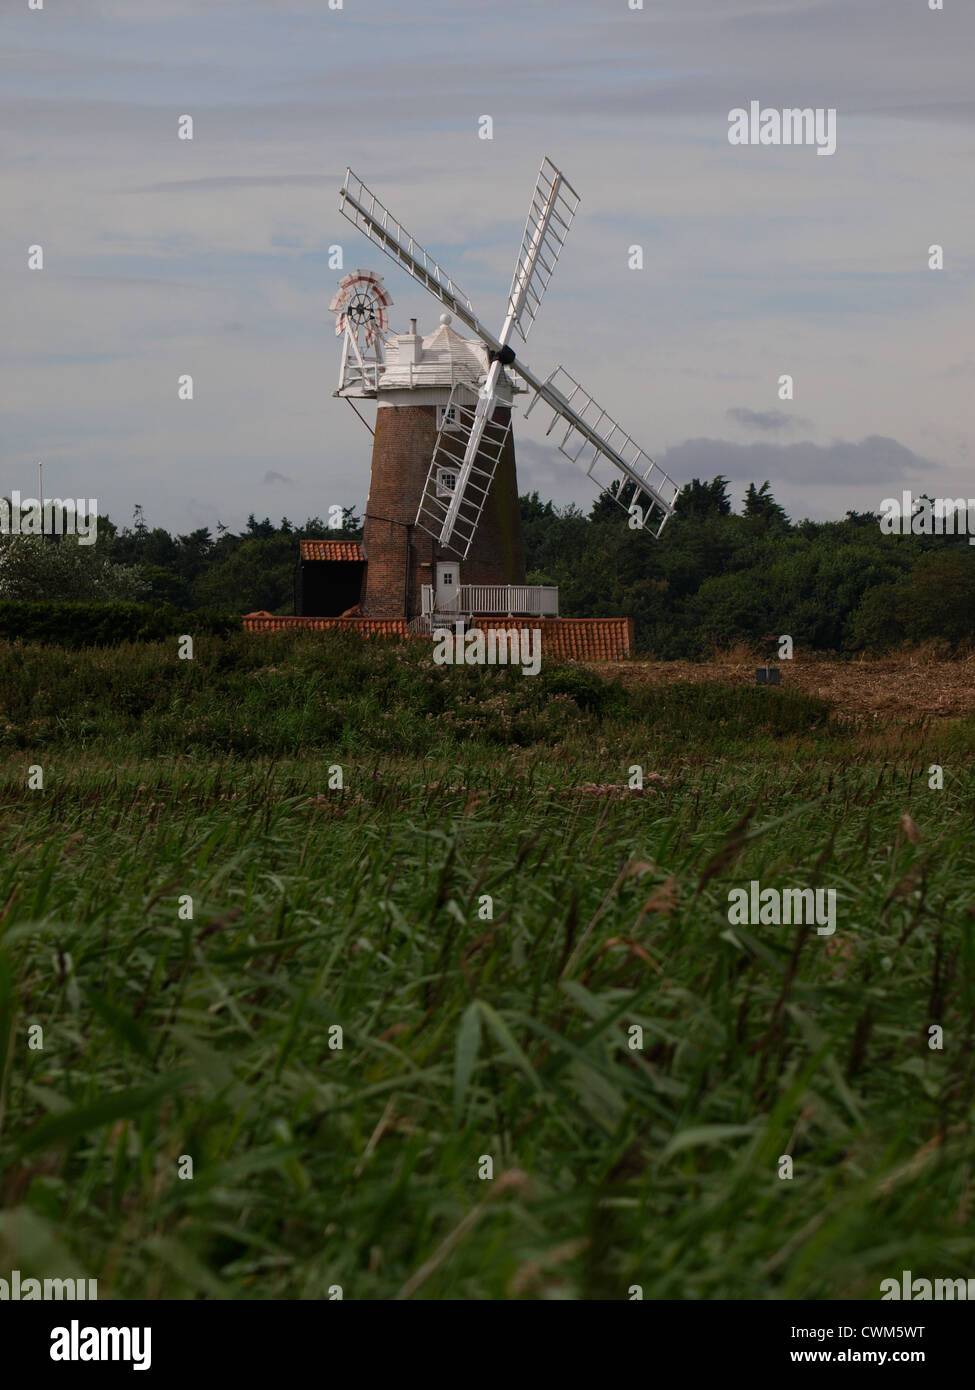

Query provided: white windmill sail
[338,161,680,553]
[426,157,582,554]
[414,383,513,557]
[505,157,580,343]
[339,171,481,335]
[430,361,518,555]
[522,367,679,537]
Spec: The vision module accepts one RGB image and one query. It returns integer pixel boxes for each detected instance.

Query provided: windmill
[338,158,679,561]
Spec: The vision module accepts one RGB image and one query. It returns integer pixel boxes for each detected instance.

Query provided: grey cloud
[513,439,567,481]
[659,435,937,486]
[9,0,974,138]
[128,175,334,194]
[261,470,294,485]
[58,275,215,292]
[727,408,812,432]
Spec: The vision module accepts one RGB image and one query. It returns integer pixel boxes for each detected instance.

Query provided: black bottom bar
[5,1299,967,1376]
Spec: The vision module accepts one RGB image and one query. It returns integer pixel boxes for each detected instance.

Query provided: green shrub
[0,601,235,648]
[536,663,620,715]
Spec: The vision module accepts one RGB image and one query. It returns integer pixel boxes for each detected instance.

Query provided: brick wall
[363,401,526,619]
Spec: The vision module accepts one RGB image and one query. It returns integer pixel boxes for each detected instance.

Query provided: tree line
[1,483,972,656]
[524,477,975,656]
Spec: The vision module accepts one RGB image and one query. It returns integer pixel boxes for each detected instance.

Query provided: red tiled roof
[299,539,364,563]
[242,613,633,659]
[473,617,633,661]
[243,613,414,639]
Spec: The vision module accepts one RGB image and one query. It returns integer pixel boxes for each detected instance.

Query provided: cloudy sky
[3,0,972,534]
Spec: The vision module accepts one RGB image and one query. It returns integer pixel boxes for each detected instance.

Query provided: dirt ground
[590,655,975,723]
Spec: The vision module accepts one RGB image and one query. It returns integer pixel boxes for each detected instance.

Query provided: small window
[439,404,462,432]
[441,571,454,585]
[437,468,457,498]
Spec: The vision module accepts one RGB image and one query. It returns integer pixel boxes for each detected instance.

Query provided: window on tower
[437,469,457,498]
[438,404,462,431]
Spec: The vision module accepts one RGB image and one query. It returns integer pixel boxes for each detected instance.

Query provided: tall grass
[0,634,973,1299]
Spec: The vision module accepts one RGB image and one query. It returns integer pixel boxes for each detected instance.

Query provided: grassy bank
[0,628,834,758]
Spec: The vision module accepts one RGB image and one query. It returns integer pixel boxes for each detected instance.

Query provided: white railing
[339,358,382,394]
[403,361,473,389]
[420,584,558,617]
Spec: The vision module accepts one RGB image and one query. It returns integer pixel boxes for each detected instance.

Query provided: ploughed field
[0,632,973,1299]
[596,652,975,724]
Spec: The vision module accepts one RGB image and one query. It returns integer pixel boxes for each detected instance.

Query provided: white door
[436,562,460,611]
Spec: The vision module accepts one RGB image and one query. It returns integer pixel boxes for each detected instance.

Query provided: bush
[0,534,147,602]
[0,602,236,648]
[536,663,620,715]
[896,550,975,649]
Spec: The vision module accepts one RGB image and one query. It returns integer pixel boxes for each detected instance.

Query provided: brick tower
[361,313,526,620]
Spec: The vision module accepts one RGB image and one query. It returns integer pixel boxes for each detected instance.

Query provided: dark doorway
[295,560,366,616]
